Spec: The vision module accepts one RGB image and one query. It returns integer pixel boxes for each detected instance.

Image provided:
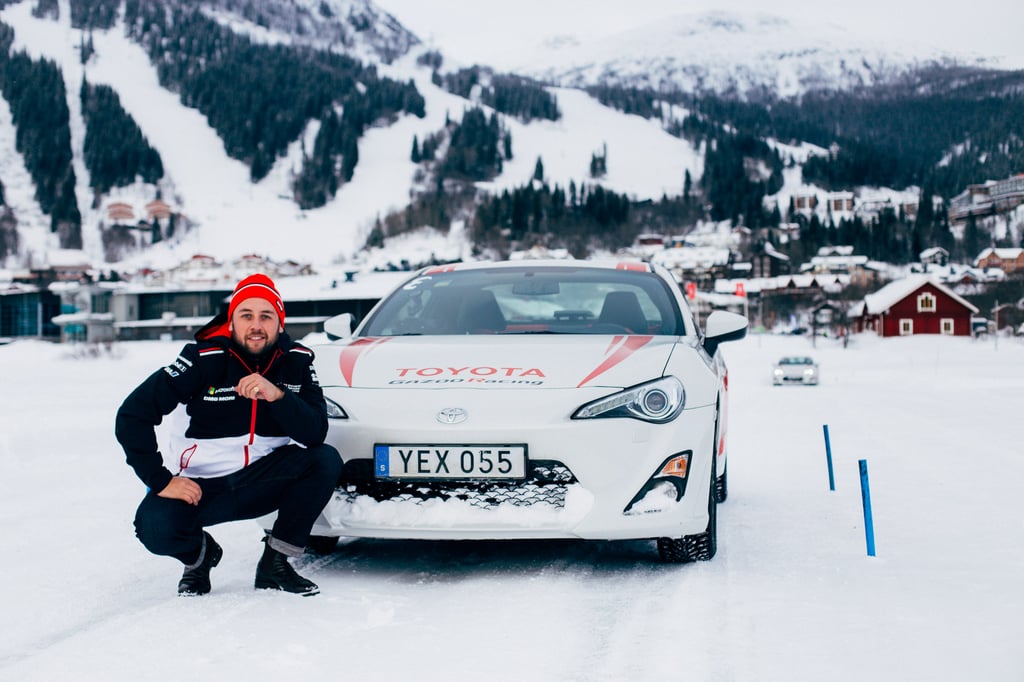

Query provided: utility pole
[992,301,1012,351]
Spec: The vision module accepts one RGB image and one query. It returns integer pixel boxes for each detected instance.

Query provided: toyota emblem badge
[436,407,468,424]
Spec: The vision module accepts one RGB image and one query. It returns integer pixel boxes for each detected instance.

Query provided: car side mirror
[703,311,748,356]
[323,312,354,340]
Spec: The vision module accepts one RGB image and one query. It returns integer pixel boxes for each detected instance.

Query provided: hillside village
[2,189,1022,345]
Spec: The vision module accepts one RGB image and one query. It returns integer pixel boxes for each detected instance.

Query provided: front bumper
[308,399,719,541]
[773,372,818,385]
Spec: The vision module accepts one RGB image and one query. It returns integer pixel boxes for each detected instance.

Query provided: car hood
[313,335,685,390]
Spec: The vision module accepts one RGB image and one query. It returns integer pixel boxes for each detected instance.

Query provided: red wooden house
[851,275,978,337]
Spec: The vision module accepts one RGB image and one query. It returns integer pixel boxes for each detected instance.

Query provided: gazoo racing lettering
[395,366,546,378]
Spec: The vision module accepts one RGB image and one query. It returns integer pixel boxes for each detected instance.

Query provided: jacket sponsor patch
[163,357,192,377]
[202,386,238,402]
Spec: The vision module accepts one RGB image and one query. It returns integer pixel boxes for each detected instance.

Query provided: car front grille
[337,459,578,509]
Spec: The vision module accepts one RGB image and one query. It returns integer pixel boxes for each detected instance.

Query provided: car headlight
[324,396,348,419]
[572,377,685,423]
[773,368,784,377]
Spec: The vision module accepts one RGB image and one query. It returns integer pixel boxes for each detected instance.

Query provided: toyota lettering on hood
[318,335,682,389]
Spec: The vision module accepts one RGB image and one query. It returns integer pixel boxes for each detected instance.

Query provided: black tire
[657,458,718,563]
[307,535,339,555]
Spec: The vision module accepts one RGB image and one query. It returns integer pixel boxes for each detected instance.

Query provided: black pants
[134,443,342,564]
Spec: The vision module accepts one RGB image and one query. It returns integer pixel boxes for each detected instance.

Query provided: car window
[361,266,686,336]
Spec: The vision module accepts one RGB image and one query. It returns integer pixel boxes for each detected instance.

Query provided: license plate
[374,444,527,479]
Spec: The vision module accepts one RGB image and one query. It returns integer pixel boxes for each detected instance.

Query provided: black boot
[254,539,319,596]
[177,532,223,596]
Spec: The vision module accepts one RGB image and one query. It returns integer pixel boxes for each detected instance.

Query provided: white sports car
[772,356,819,385]
[302,260,747,562]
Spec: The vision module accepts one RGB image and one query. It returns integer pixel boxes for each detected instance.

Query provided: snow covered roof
[110,270,412,302]
[651,246,731,269]
[975,247,1023,263]
[0,282,41,296]
[806,254,869,268]
[861,275,979,315]
[51,312,114,325]
[714,273,849,295]
[274,270,412,301]
[919,246,948,260]
[816,245,854,257]
[44,249,92,268]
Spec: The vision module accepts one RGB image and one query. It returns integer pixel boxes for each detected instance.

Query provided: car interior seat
[597,291,648,333]
[456,289,506,333]
[420,287,467,334]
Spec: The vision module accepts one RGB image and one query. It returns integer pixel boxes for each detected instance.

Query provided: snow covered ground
[1,331,1021,680]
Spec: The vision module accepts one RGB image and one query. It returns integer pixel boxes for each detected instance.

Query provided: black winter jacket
[115,327,328,492]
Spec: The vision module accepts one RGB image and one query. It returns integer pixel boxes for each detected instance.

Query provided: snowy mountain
[521,10,989,98]
[0,0,1019,277]
[0,0,708,273]
[198,0,418,61]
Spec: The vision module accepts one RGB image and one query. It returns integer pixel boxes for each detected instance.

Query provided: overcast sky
[373,0,1024,71]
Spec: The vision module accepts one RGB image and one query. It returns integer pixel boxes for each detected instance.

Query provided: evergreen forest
[80,81,164,195]
[122,0,424,204]
[442,66,561,122]
[0,24,80,247]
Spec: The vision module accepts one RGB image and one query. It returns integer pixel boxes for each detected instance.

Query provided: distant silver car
[772,356,819,385]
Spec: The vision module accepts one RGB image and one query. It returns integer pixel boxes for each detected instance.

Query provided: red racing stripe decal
[576,335,653,387]
[338,337,390,387]
[423,264,458,274]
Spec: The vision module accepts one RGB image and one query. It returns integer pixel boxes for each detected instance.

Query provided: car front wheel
[656,459,718,563]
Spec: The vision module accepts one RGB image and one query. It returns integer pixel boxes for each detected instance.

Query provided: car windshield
[360,265,687,336]
[779,357,813,365]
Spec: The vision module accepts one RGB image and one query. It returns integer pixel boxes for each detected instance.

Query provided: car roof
[418,259,655,274]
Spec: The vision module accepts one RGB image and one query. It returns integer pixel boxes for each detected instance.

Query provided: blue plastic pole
[823,424,835,491]
[859,459,876,557]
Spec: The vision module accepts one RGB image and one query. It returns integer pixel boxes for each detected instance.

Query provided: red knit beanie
[228,273,285,327]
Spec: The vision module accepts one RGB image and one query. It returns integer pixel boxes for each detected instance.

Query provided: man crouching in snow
[115,273,342,597]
